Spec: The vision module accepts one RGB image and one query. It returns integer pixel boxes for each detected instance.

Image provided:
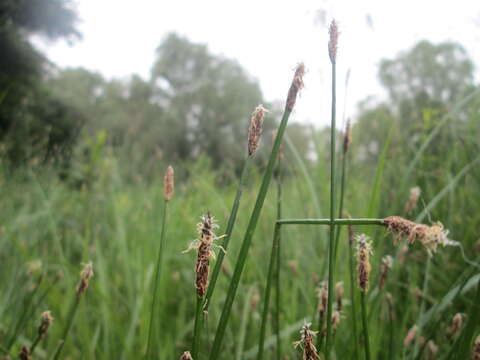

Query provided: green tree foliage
[0,0,81,166]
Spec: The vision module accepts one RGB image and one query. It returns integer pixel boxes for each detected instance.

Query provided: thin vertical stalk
[333,148,347,262]
[360,292,371,360]
[325,52,337,360]
[146,200,168,359]
[273,163,283,360]
[192,296,203,359]
[411,257,431,359]
[209,63,303,360]
[348,234,360,359]
[52,295,81,360]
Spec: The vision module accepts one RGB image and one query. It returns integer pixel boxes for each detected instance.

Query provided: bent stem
[146,200,168,359]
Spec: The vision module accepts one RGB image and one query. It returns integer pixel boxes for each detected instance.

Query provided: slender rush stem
[348,237,360,360]
[333,147,348,262]
[204,157,252,310]
[273,167,282,360]
[256,222,281,360]
[52,295,81,360]
[192,296,203,359]
[325,58,337,360]
[360,292,371,360]
[146,200,168,359]
[277,218,384,226]
[209,107,293,360]
[412,257,431,359]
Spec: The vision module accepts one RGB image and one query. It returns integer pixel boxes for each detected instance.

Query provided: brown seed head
[38,311,54,338]
[379,255,393,291]
[294,322,319,360]
[316,281,328,318]
[355,234,373,292]
[332,311,341,330]
[19,346,31,360]
[76,262,94,296]
[180,351,193,360]
[194,213,219,297]
[426,340,439,360]
[404,325,418,347]
[328,20,339,62]
[247,105,268,156]
[163,166,174,201]
[383,216,451,255]
[286,63,305,111]
[404,186,421,214]
[447,313,463,339]
[335,282,344,311]
[343,119,352,154]
[472,335,480,360]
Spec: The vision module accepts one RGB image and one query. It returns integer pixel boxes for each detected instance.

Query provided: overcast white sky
[39,0,480,128]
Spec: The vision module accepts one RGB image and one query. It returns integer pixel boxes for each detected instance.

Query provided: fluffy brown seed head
[404,186,421,214]
[328,20,339,62]
[472,335,480,360]
[38,311,54,338]
[404,325,418,347]
[180,351,193,360]
[316,281,328,318]
[355,234,373,292]
[294,322,319,360]
[379,255,393,291]
[335,282,344,311]
[383,216,451,255]
[248,105,268,156]
[195,213,218,297]
[447,313,463,339]
[343,119,352,154]
[76,262,94,296]
[163,166,174,201]
[286,63,305,111]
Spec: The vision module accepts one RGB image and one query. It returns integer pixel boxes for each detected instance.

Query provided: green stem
[274,161,282,360]
[192,296,204,359]
[360,292,371,360]
[52,294,81,360]
[412,257,431,359]
[325,59,337,360]
[204,158,252,310]
[209,107,293,360]
[277,218,384,226]
[256,222,281,360]
[348,237,360,360]
[146,200,168,359]
[333,149,347,263]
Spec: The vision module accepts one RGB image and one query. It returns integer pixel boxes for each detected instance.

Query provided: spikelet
[343,119,352,154]
[76,262,94,297]
[180,351,193,360]
[355,234,373,292]
[472,335,480,360]
[403,325,418,347]
[163,166,174,201]
[316,281,328,319]
[383,216,453,255]
[286,63,305,111]
[332,311,341,331]
[247,105,268,156]
[426,340,438,360]
[404,186,421,214]
[19,346,31,360]
[328,20,339,62]
[335,282,344,311]
[38,311,54,339]
[379,255,393,290]
[446,313,463,339]
[293,322,320,360]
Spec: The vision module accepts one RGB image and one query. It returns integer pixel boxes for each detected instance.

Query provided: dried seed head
[248,105,268,156]
[426,340,439,360]
[447,313,463,339]
[404,186,421,214]
[286,63,305,111]
[379,255,393,291]
[343,119,352,154]
[472,335,480,360]
[180,351,193,360]
[355,234,373,292]
[383,216,452,255]
[287,260,299,277]
[163,166,174,201]
[76,262,94,296]
[316,281,328,318]
[335,282,344,312]
[332,311,341,330]
[404,325,418,347]
[293,322,320,360]
[328,20,339,62]
[194,213,219,297]
[38,311,54,339]
[19,346,31,360]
